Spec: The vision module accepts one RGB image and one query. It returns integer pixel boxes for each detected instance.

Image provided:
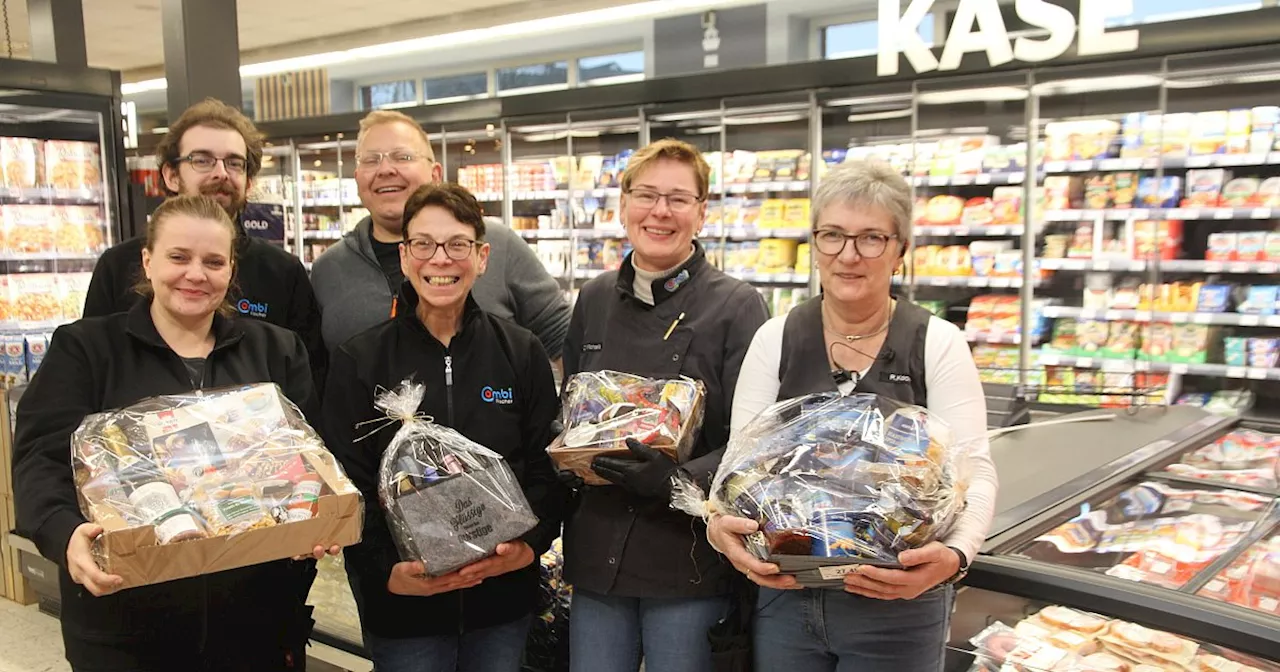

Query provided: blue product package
[810,509,858,557]
[3,334,26,386]
[883,408,931,456]
[1239,286,1279,315]
[1196,285,1232,313]
[1224,337,1249,366]
[25,334,48,376]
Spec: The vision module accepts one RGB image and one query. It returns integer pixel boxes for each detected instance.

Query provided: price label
[1261,598,1280,613]
[1044,161,1067,173]
[1134,312,1153,322]
[1077,358,1094,368]
[1098,159,1123,171]
[1262,264,1279,274]
[1239,315,1261,327]
[1211,209,1234,220]
[1228,263,1252,273]
[1095,260,1112,271]
[1170,364,1190,375]
[1204,262,1225,272]
[1009,172,1026,184]
[1131,209,1150,220]
[1226,367,1247,378]
[990,278,1012,288]
[1194,314,1213,324]
[1079,309,1099,319]
[952,176,974,186]
[931,277,951,286]
[1169,209,1190,219]
[1104,310,1123,320]
[929,177,948,187]
[1069,160,1094,172]
[1102,360,1132,372]
[1121,159,1144,170]
[975,174,993,185]
[954,227,971,235]
[965,277,986,287]
[1248,369,1269,380]
[1251,208,1272,219]
[1186,156,1213,168]
[1040,355,1061,366]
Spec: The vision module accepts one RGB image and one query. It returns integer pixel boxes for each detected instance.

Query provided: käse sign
[878,0,1141,77]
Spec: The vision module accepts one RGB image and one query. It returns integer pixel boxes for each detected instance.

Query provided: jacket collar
[344,216,380,264]
[125,298,244,353]
[616,241,708,306]
[394,280,486,347]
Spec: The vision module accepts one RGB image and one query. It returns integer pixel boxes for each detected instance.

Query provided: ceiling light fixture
[121,0,755,96]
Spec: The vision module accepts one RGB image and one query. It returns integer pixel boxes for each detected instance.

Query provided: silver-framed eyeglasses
[406,237,479,261]
[812,229,898,258]
[625,188,704,213]
[176,151,248,174]
[356,151,427,169]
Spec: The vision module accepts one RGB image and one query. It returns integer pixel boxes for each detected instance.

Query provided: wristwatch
[942,546,970,586]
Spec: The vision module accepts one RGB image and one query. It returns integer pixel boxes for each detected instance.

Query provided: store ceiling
[2,0,606,73]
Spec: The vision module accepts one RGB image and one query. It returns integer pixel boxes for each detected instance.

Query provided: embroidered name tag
[582,343,603,352]
[881,372,912,384]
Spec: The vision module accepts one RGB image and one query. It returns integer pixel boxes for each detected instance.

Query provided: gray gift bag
[372,380,539,577]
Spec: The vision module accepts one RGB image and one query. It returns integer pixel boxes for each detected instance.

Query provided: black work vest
[777,295,930,404]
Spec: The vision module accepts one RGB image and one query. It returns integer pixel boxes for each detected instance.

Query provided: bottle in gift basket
[285,473,323,522]
[118,460,206,544]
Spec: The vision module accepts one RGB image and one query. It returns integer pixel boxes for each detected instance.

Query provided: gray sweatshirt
[310,216,570,358]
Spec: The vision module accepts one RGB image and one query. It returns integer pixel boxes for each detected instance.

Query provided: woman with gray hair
[705,161,999,671]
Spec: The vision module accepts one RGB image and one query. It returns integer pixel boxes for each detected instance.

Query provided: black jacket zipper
[443,352,463,633]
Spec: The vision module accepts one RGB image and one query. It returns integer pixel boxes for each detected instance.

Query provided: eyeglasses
[176,152,248,175]
[625,189,703,213]
[812,229,899,259]
[356,151,427,170]
[406,237,479,261]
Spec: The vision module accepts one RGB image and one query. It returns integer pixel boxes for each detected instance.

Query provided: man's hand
[457,541,536,582]
[842,542,960,600]
[67,523,124,597]
[556,469,585,491]
[592,438,683,499]
[706,515,799,591]
[387,561,483,597]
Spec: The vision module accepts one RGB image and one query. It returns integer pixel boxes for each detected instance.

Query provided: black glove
[556,469,585,490]
[592,438,684,500]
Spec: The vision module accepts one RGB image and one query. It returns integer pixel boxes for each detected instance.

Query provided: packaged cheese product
[1221,178,1260,207]
[1185,169,1228,207]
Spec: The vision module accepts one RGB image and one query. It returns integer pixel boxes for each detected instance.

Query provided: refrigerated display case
[958,406,1279,664]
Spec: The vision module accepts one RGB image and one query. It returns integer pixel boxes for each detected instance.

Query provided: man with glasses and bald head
[310,110,569,362]
[83,98,324,379]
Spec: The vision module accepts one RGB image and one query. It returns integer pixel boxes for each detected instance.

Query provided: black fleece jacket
[321,282,567,638]
[11,300,318,670]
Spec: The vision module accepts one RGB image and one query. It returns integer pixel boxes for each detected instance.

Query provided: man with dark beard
[84,98,324,384]
[82,100,326,670]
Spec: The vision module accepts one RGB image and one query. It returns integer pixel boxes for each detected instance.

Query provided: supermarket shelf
[910,172,1026,187]
[0,186,104,204]
[1043,207,1276,222]
[0,318,73,332]
[704,227,811,240]
[1035,352,1280,380]
[572,188,622,198]
[914,224,1025,237]
[0,252,100,262]
[1037,258,1280,274]
[302,230,345,240]
[1039,258,1148,272]
[898,275,1034,288]
[519,229,572,240]
[720,180,809,195]
[570,268,809,285]
[965,332,1038,345]
[1041,152,1280,174]
[300,199,354,208]
[1043,306,1280,327]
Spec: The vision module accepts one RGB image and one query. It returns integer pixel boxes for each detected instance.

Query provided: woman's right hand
[387,560,483,597]
[67,523,124,597]
[707,515,799,590]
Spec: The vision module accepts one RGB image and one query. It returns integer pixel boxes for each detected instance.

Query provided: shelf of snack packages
[822,104,1280,408]
[1,136,107,392]
[460,148,817,314]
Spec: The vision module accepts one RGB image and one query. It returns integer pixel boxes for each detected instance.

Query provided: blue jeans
[569,589,729,672]
[364,615,532,672]
[754,586,953,672]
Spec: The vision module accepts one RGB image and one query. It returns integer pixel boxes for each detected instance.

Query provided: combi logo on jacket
[481,386,514,404]
[236,298,269,318]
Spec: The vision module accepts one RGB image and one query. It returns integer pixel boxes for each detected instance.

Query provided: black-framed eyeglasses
[356,151,427,170]
[176,151,248,174]
[812,229,899,258]
[406,237,479,261]
[625,188,704,213]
